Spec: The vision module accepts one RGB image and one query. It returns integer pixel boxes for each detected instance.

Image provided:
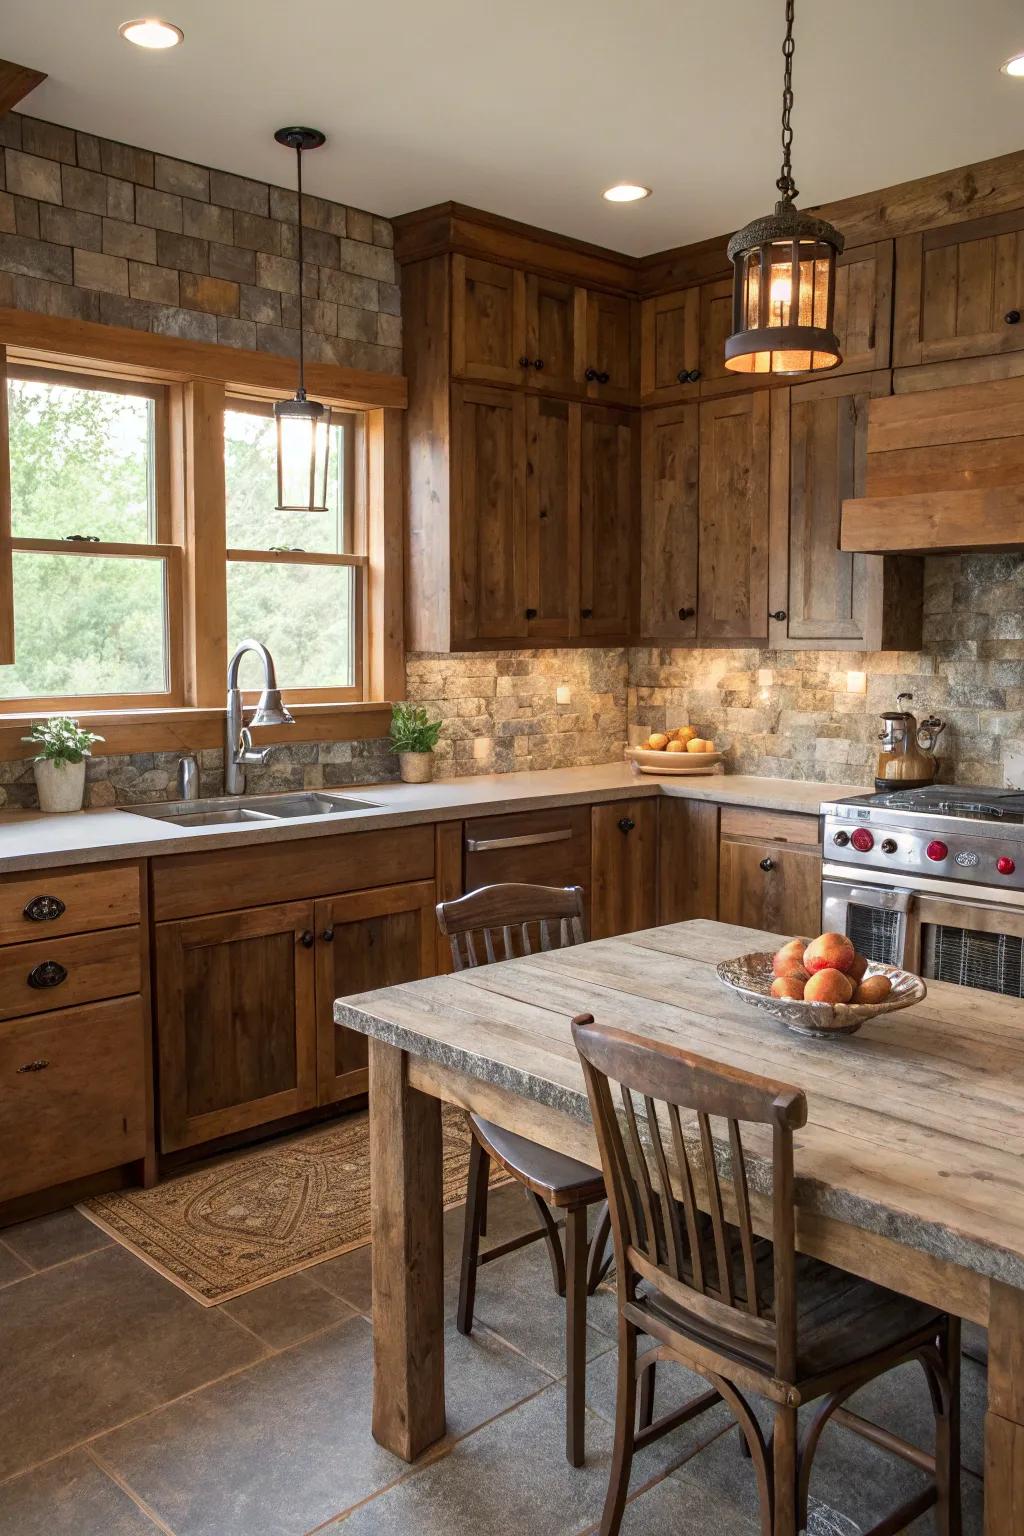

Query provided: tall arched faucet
[225,639,294,795]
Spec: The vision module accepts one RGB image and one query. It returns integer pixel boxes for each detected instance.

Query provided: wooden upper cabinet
[154,900,317,1152]
[894,210,1024,368]
[699,278,737,391]
[640,288,701,404]
[315,881,437,1106]
[769,372,923,651]
[640,403,699,640]
[579,403,637,638]
[697,392,770,642]
[452,255,526,385]
[584,290,637,404]
[525,274,586,395]
[525,395,579,639]
[451,382,527,644]
[830,242,893,376]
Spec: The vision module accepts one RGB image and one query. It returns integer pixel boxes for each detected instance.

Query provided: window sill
[0,701,393,760]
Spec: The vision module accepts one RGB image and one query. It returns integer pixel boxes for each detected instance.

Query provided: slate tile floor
[0,1185,985,1535]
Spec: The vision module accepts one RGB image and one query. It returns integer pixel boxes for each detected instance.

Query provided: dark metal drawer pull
[618,817,636,833]
[27,960,68,989]
[300,930,315,948]
[759,858,775,872]
[17,1059,49,1073]
[23,894,66,923]
[321,927,335,943]
[466,829,573,853]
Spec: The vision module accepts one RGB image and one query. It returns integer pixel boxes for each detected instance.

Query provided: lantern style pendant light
[273,126,332,510]
[724,0,844,376]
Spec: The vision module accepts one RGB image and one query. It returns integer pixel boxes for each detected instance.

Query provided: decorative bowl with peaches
[626,725,724,776]
[716,931,926,1039]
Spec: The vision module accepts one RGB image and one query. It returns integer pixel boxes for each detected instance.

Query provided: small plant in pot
[22,716,104,814]
[389,702,442,784]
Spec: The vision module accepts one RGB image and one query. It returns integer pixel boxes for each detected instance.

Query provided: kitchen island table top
[338,919,1024,1531]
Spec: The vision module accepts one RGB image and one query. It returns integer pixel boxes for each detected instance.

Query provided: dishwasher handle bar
[465,828,574,854]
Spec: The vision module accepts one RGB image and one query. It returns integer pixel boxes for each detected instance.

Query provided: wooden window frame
[0,312,406,759]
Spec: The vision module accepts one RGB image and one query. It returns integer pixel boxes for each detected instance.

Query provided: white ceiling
[5,0,1024,257]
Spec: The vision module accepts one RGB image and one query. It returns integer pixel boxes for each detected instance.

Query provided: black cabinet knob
[759,858,775,873]
[23,894,66,923]
[677,606,695,620]
[524,607,537,619]
[518,355,532,367]
[584,367,599,382]
[580,607,593,619]
[321,926,335,943]
[597,370,610,384]
[27,960,67,989]
[617,816,636,833]
[300,930,315,948]
[1006,310,1021,325]
[677,369,690,384]
[687,369,702,382]
[533,358,544,370]
[770,610,787,622]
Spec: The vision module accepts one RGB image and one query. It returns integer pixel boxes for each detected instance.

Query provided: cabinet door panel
[585,290,636,403]
[830,242,893,376]
[525,395,578,639]
[452,255,525,384]
[451,383,526,643]
[579,403,637,638]
[699,278,736,389]
[155,900,316,1152]
[590,800,657,939]
[640,403,699,639]
[315,881,437,1105]
[718,840,822,939]
[525,274,585,395]
[640,288,701,404]
[895,211,1024,367]
[697,392,770,641]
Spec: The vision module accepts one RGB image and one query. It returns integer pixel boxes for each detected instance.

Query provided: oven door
[913,890,1024,997]
[821,879,913,967]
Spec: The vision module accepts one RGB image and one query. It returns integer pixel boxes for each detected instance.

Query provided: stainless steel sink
[123,791,378,827]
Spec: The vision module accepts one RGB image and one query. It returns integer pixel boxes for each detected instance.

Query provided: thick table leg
[985,1280,1024,1533]
[369,1039,446,1461]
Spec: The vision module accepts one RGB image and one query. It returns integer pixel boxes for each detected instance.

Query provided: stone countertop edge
[335,994,1024,1291]
[0,762,871,875]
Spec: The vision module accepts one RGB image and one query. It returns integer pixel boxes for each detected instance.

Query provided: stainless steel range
[820,785,1024,997]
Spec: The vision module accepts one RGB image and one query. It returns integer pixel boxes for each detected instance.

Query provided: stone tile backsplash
[0,113,401,374]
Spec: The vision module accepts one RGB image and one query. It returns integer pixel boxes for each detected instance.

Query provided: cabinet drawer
[719,806,821,847]
[0,996,147,1202]
[0,862,140,945]
[464,806,591,909]
[0,925,140,1022]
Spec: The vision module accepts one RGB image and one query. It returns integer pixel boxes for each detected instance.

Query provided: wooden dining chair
[436,882,610,1467]
[571,1015,961,1536]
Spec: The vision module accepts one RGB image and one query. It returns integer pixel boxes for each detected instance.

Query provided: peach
[848,953,869,983]
[666,739,685,753]
[773,938,810,978]
[804,968,854,1004]
[804,932,856,975]
[648,732,669,751]
[771,976,806,1000]
[686,737,707,753]
[854,975,892,1005]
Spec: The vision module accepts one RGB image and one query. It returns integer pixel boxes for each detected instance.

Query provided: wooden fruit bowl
[716,952,926,1039]
[626,746,724,776]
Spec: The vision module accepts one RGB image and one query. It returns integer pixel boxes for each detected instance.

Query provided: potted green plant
[389,702,442,784]
[22,716,104,814]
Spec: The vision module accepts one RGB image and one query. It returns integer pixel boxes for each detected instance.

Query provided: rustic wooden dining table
[335,917,1024,1533]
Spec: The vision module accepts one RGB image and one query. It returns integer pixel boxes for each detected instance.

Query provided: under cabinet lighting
[118,17,184,48]
[602,184,651,203]
[1002,52,1024,76]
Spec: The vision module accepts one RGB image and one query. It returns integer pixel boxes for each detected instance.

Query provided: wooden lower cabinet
[315,881,438,1105]
[717,810,823,939]
[590,800,657,939]
[657,798,720,924]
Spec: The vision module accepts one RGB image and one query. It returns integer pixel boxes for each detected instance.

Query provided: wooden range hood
[841,374,1024,553]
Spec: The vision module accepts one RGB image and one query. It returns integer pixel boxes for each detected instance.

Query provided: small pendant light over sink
[724,0,844,376]
[274,126,332,510]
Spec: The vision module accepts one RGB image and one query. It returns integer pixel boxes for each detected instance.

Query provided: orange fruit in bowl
[854,975,892,1005]
[647,732,669,751]
[804,933,855,975]
[666,739,685,753]
[771,976,806,1000]
[773,938,809,978]
[685,738,706,753]
[804,968,854,1004]
[848,953,869,983]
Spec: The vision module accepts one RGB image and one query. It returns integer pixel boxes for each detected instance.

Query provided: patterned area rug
[80,1105,506,1306]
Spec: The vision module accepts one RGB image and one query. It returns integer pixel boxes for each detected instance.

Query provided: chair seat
[640,1249,942,1393]
[471,1114,604,1207]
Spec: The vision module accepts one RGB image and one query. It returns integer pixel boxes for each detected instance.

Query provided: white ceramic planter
[34,757,86,814]
[398,751,434,784]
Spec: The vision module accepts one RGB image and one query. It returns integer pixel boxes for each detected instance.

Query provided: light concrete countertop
[0,761,870,874]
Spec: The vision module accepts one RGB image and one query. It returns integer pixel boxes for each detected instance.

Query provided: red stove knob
[926,840,948,862]
[998,856,1016,875]
[850,828,874,852]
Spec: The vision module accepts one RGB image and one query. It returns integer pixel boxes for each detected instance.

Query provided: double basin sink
[127,790,378,828]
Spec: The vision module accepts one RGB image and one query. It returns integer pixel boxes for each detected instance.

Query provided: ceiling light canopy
[118,17,183,48]
[602,184,651,203]
[1002,52,1024,76]
[724,0,844,376]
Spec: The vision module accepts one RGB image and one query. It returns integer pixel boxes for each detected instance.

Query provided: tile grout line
[0,1234,114,1286]
[84,1443,180,1536]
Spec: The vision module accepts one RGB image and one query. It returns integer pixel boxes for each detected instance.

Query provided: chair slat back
[571,1015,807,1380]
[437,883,586,972]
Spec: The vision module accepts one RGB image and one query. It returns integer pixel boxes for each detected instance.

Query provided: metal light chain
[776,0,798,206]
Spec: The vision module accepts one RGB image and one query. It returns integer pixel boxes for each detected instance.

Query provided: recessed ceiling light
[1001,51,1024,76]
[118,17,183,48]
[602,183,651,203]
